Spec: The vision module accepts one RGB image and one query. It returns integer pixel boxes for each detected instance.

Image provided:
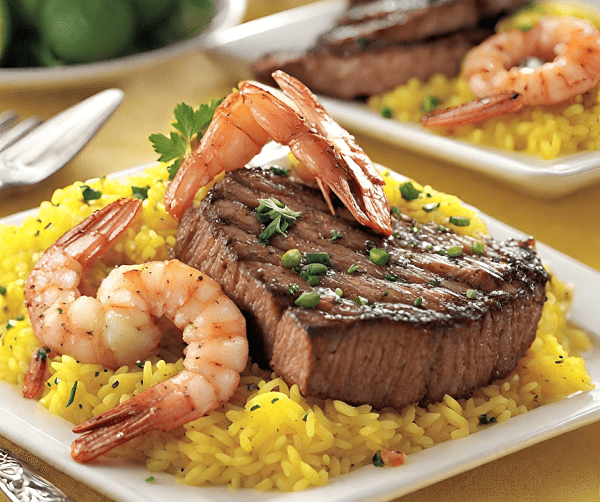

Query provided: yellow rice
[0,162,593,491]
[367,1,600,160]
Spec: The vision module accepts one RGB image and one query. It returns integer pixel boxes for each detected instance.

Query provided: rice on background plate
[0,161,593,491]
[368,1,600,160]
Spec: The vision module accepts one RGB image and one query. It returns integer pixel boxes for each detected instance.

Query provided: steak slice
[251,29,492,100]
[174,167,548,410]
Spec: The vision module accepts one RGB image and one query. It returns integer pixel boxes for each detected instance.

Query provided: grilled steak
[173,167,548,410]
[251,29,492,100]
[251,0,527,99]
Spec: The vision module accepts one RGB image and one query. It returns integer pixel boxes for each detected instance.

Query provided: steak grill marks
[174,167,548,410]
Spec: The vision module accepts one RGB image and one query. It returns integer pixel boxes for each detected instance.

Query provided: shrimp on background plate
[165,71,392,236]
[421,16,600,127]
[22,198,248,463]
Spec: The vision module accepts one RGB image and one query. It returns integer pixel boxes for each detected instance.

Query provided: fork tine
[0,115,43,153]
[0,110,18,134]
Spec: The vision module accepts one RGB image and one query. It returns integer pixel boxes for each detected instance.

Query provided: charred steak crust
[174,167,548,410]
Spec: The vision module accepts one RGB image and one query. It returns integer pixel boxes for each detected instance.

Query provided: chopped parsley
[269,166,290,176]
[149,100,222,180]
[81,185,101,201]
[421,95,441,113]
[0,286,6,295]
[254,198,302,245]
[399,181,422,201]
[381,107,393,119]
[330,229,343,241]
[131,185,150,200]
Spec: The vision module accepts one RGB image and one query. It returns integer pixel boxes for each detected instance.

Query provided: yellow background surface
[1,1,600,501]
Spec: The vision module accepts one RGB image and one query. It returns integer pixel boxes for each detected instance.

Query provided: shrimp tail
[71,407,155,463]
[38,197,142,268]
[421,92,524,127]
[22,347,50,399]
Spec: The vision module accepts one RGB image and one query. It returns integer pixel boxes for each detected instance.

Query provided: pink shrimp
[164,71,392,236]
[422,16,600,127]
[22,198,247,463]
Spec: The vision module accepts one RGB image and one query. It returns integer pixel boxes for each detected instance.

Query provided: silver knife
[0,447,76,502]
[0,88,124,191]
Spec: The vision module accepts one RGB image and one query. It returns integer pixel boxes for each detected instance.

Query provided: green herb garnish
[466,289,477,299]
[369,248,389,266]
[372,451,384,467]
[288,283,300,295]
[471,240,485,255]
[269,166,290,176]
[66,381,78,407]
[149,100,222,180]
[449,216,471,227]
[381,107,393,119]
[330,229,343,241]
[413,296,423,307]
[145,476,155,483]
[422,202,440,212]
[295,291,321,309]
[306,252,331,266]
[131,185,150,200]
[421,95,441,113]
[0,286,6,295]
[281,249,302,268]
[81,185,101,201]
[254,198,302,245]
[446,246,463,258]
[399,181,422,201]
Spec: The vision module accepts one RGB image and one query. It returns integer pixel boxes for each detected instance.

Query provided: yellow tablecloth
[1,1,600,501]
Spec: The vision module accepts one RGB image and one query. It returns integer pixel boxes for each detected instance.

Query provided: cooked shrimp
[422,16,600,126]
[23,198,247,462]
[165,71,392,236]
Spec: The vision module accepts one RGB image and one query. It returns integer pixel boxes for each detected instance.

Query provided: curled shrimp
[422,16,600,127]
[164,71,392,236]
[23,198,247,463]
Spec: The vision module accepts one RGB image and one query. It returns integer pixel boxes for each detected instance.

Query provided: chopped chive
[471,240,485,255]
[303,263,329,276]
[306,252,331,266]
[372,450,384,467]
[295,291,321,309]
[302,410,310,422]
[281,249,302,268]
[250,404,261,411]
[449,216,471,227]
[413,296,423,307]
[369,248,390,266]
[271,398,280,403]
[385,273,398,282]
[136,360,144,368]
[422,202,440,212]
[288,283,300,295]
[446,246,463,258]
[306,275,320,286]
[466,289,477,299]
[348,263,363,274]
[390,206,400,216]
[66,381,78,407]
[0,286,6,295]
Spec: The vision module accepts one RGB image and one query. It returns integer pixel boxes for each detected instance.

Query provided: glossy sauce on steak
[174,167,548,410]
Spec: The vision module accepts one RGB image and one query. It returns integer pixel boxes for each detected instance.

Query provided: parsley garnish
[0,286,6,295]
[131,185,150,200]
[254,198,302,245]
[149,100,223,180]
[269,166,290,176]
[81,185,101,201]
[421,95,441,113]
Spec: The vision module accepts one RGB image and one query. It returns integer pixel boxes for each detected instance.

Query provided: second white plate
[205,0,600,199]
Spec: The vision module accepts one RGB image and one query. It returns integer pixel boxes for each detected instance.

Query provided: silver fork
[0,88,124,191]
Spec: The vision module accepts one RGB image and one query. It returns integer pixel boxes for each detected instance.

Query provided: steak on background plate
[173,166,548,410]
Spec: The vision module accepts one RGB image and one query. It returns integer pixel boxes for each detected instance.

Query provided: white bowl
[0,0,247,90]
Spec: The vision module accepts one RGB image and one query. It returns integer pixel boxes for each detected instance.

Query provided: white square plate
[205,0,600,199]
[1,152,599,502]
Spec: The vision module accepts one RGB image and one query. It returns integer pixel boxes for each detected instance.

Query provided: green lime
[156,0,213,44]
[129,0,176,28]
[39,0,136,64]
[0,0,11,64]
[9,0,42,28]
